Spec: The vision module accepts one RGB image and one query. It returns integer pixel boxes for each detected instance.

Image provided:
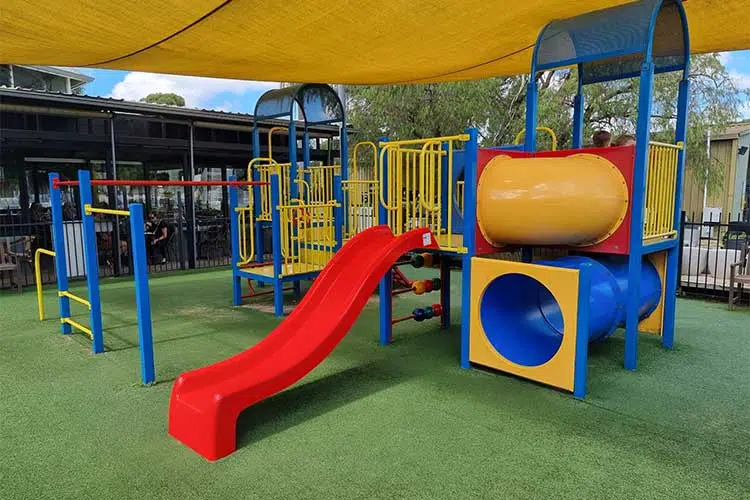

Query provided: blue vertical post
[270,174,284,317]
[524,76,538,152]
[573,263,591,399]
[49,173,72,334]
[624,61,655,371]
[440,256,450,329]
[521,247,533,263]
[78,170,104,354]
[573,65,585,149]
[340,120,349,182]
[303,128,310,168]
[378,137,392,345]
[333,174,343,251]
[252,126,264,263]
[662,77,690,349]
[289,120,298,201]
[460,128,478,368]
[129,203,155,385]
[228,176,242,306]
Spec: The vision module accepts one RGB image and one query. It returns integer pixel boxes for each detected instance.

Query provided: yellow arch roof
[1,0,748,84]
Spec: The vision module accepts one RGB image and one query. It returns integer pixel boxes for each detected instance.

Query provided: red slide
[169,225,438,460]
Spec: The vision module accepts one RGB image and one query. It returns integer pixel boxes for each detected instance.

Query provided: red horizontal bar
[53,179,268,188]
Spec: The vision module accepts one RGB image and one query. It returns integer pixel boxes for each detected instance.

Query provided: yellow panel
[639,251,667,335]
[469,257,580,392]
[0,1,747,83]
[476,154,628,247]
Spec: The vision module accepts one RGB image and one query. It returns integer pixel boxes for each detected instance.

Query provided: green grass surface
[1,269,749,499]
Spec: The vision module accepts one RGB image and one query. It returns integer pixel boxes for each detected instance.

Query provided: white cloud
[108,72,278,110]
[718,52,733,66]
[729,70,750,91]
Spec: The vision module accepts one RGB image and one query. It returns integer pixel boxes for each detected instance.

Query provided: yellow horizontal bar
[36,248,55,258]
[59,290,91,309]
[277,202,339,209]
[378,134,470,147]
[84,204,130,217]
[648,141,684,150]
[61,317,93,338]
[234,207,253,213]
[643,231,678,244]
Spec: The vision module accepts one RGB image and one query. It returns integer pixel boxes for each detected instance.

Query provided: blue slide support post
[440,255,450,329]
[624,61,655,371]
[251,126,264,264]
[460,128,478,368]
[573,262,592,399]
[572,65,585,149]
[377,137,393,346]
[129,203,156,385]
[48,173,72,334]
[270,174,284,317]
[228,175,242,306]
[78,170,104,354]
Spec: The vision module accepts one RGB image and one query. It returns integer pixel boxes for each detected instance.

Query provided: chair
[0,239,24,292]
[728,241,750,310]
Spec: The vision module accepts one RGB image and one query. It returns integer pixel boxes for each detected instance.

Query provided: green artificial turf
[1,269,749,499]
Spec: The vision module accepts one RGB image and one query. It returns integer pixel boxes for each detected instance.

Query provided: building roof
[14,65,94,85]
[1,0,748,84]
[712,121,750,141]
[0,87,341,135]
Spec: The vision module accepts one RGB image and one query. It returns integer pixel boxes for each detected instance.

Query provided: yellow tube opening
[476,154,629,247]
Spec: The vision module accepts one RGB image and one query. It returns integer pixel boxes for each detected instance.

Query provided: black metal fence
[0,211,236,289]
[679,212,750,299]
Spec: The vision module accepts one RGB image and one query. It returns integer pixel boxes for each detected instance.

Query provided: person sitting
[614,134,636,147]
[146,212,170,265]
[592,130,612,148]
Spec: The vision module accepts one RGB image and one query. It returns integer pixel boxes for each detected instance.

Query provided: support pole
[377,137,392,345]
[270,174,284,317]
[228,175,242,306]
[573,65,584,149]
[48,173,72,335]
[440,256,450,329]
[460,128,479,368]
[78,170,104,353]
[573,262,592,399]
[129,203,155,385]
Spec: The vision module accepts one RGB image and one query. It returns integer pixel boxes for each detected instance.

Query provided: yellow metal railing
[59,290,91,309]
[267,126,287,160]
[61,317,92,338]
[378,134,468,253]
[352,141,378,180]
[514,127,558,151]
[644,141,682,242]
[35,248,55,321]
[342,180,379,240]
[248,157,292,221]
[278,201,338,276]
[236,207,255,265]
[84,204,130,217]
[299,165,341,205]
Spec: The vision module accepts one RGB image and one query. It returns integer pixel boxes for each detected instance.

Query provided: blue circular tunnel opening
[480,273,564,367]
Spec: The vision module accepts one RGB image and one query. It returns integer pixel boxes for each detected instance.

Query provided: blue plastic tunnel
[479,255,662,367]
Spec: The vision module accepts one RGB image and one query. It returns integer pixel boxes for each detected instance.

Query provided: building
[682,121,750,222]
[0,87,342,286]
[0,65,92,94]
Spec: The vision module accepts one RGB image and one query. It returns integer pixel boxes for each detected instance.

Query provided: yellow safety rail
[35,248,55,321]
[342,180,379,240]
[644,141,683,242]
[247,157,292,220]
[378,134,469,253]
[267,126,287,160]
[84,204,130,217]
[277,201,338,276]
[352,141,378,180]
[236,206,255,265]
[61,317,92,338]
[300,165,341,204]
[514,127,558,151]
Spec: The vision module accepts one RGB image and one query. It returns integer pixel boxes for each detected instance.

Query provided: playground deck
[2,268,749,499]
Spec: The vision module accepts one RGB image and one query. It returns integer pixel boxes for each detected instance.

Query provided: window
[148,161,184,216]
[148,121,163,138]
[0,112,25,130]
[213,129,239,143]
[193,165,224,217]
[39,114,77,133]
[165,123,189,140]
[194,127,212,142]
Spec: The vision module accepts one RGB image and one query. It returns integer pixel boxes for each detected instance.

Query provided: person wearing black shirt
[146,212,169,264]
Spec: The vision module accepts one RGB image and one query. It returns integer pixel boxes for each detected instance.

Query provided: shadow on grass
[235,360,415,451]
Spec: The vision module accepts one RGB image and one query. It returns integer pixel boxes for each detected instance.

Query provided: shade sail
[1,0,747,84]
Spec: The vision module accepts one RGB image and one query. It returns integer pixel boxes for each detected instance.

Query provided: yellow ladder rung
[61,317,93,338]
[58,291,91,309]
[84,204,130,217]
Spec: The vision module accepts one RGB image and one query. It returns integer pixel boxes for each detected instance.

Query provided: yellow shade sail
[1,0,748,84]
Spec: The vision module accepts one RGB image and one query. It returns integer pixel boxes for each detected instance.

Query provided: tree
[140,92,186,107]
[346,54,746,192]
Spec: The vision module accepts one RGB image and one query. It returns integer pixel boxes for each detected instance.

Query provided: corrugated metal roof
[712,121,750,141]
[0,87,341,133]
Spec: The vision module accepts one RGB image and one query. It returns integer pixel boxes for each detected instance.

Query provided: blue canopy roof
[253,84,345,125]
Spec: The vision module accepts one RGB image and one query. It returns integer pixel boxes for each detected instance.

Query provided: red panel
[473,146,635,256]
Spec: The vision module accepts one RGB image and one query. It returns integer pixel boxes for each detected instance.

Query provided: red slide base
[168,226,438,460]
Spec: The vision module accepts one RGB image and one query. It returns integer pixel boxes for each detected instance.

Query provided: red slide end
[168,226,438,460]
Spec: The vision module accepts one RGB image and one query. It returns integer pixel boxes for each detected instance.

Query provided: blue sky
[78,50,750,116]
